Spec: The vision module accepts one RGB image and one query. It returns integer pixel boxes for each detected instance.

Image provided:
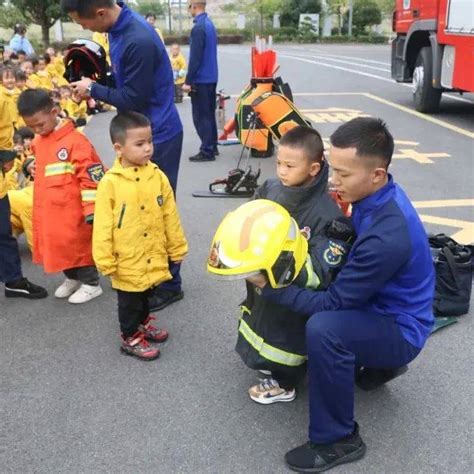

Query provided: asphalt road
[1,44,473,473]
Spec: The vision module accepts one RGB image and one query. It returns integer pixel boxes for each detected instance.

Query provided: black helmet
[63,39,108,85]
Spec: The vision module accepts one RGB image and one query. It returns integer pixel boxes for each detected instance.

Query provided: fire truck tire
[413,47,442,113]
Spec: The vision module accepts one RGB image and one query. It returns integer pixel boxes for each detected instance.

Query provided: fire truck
[391,0,474,112]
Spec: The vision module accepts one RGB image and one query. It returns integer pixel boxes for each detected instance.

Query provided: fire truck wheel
[413,47,442,113]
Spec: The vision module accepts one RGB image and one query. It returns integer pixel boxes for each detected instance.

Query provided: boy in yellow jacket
[0,65,24,129]
[29,56,54,90]
[60,85,88,126]
[93,111,188,361]
[169,43,187,104]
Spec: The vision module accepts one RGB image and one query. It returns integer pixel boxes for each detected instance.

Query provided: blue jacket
[185,12,218,84]
[91,2,182,144]
[262,176,435,349]
[9,34,34,55]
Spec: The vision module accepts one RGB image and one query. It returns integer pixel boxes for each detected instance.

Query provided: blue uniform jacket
[262,176,435,349]
[91,2,182,145]
[186,12,218,84]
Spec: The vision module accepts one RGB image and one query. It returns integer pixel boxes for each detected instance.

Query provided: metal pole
[179,0,183,35]
[348,0,353,37]
[168,0,172,34]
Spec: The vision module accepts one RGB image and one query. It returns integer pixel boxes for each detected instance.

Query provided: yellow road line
[230,91,474,139]
[418,214,474,244]
[364,93,474,139]
[413,199,474,209]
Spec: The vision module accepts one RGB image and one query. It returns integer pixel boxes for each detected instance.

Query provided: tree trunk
[41,23,50,47]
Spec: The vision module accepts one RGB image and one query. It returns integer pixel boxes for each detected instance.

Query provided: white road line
[284,47,391,66]
[279,53,474,105]
[279,51,391,73]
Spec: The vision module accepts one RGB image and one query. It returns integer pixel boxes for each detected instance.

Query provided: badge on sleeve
[323,240,346,266]
[87,164,105,183]
[157,195,164,207]
[57,148,69,161]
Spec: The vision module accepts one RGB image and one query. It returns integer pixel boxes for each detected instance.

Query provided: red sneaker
[140,315,169,343]
[120,331,160,360]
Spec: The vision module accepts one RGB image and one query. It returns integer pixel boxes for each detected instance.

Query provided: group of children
[2,82,349,399]
[1,38,348,400]
[1,84,188,359]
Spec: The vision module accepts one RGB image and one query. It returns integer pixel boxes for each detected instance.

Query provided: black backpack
[429,234,472,317]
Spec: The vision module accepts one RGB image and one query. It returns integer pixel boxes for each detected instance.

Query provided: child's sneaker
[54,278,81,298]
[120,332,160,361]
[248,378,296,405]
[139,315,169,343]
[68,284,103,304]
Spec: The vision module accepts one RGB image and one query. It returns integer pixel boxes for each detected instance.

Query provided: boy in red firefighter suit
[17,88,105,304]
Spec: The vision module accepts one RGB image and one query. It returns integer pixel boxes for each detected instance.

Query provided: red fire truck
[391,0,474,112]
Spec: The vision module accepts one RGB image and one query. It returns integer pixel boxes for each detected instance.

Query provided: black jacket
[235,162,344,373]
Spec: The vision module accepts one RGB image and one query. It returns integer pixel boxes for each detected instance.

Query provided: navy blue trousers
[191,83,217,157]
[151,132,184,293]
[157,261,182,292]
[306,309,421,443]
[0,195,23,284]
[151,131,183,194]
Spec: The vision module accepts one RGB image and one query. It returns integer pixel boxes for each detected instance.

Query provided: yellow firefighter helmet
[207,199,308,288]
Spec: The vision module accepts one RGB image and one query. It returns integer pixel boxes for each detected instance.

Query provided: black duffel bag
[429,234,472,316]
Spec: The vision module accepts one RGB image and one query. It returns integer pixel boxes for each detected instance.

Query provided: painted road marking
[392,149,451,164]
[287,49,392,66]
[303,107,370,123]
[413,200,474,244]
[290,53,392,72]
[292,92,474,139]
[278,53,474,105]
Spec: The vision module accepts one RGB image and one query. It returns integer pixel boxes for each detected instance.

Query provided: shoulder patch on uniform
[323,240,345,267]
[87,163,105,183]
[157,195,164,207]
[57,148,69,161]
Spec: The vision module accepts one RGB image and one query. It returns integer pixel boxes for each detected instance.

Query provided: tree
[326,0,347,35]
[375,0,395,15]
[351,0,382,35]
[280,0,322,28]
[134,1,165,17]
[223,0,283,33]
[0,4,29,32]
[10,0,66,46]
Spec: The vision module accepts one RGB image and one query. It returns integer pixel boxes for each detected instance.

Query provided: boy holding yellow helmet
[208,126,354,403]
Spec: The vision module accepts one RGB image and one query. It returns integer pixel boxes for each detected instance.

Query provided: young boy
[60,85,88,126]
[169,43,187,104]
[0,65,23,129]
[17,88,105,304]
[15,70,28,91]
[29,56,54,90]
[236,126,351,404]
[93,111,188,360]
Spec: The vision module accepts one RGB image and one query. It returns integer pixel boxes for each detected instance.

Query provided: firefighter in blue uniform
[248,118,435,473]
[182,0,219,162]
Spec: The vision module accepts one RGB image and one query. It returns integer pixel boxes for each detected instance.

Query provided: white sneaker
[55,278,81,298]
[248,378,296,405]
[258,370,272,376]
[68,284,103,304]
